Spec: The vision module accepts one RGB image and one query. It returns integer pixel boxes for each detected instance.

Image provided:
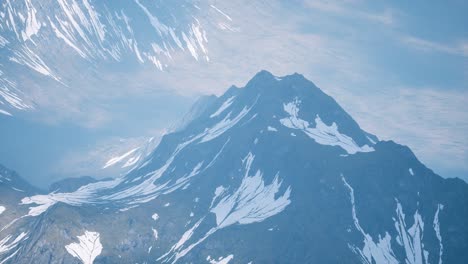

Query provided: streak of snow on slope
[21,178,123,216]
[210,96,235,118]
[394,202,432,264]
[0,232,28,262]
[433,204,443,264]
[122,154,141,168]
[211,152,291,228]
[158,218,207,263]
[342,175,444,264]
[342,175,399,264]
[0,206,5,215]
[11,187,23,192]
[21,102,252,217]
[280,99,374,154]
[366,136,377,144]
[207,254,234,264]
[200,96,259,143]
[201,107,251,143]
[103,147,140,169]
[152,228,159,240]
[160,152,291,263]
[205,138,230,170]
[65,231,102,264]
[21,133,201,216]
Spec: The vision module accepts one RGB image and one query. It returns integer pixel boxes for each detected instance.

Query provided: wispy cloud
[303,0,397,25]
[327,85,468,178]
[401,35,468,57]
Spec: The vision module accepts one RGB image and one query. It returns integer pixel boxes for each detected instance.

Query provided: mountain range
[1,70,467,263]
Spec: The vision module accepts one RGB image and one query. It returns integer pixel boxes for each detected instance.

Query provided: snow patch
[160,152,291,263]
[152,213,159,221]
[267,126,278,132]
[210,153,291,228]
[207,254,234,264]
[210,186,226,208]
[433,204,444,264]
[280,99,374,154]
[210,152,291,228]
[65,231,102,264]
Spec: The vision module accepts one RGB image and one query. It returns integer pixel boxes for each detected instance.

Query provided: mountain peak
[3,70,467,264]
[246,70,277,85]
[243,70,316,95]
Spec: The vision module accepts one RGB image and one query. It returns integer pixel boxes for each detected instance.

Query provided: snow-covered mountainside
[0,0,234,115]
[1,71,467,263]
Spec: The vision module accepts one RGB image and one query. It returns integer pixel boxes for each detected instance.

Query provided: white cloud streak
[327,86,468,177]
[303,0,397,26]
[401,35,468,57]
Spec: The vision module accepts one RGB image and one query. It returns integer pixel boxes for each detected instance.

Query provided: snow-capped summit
[1,71,467,263]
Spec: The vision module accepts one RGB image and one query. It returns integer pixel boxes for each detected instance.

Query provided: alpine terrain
[0,71,467,263]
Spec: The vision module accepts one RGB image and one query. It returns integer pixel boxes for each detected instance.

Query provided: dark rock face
[1,71,467,264]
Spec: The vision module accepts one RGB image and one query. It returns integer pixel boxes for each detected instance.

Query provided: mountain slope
[1,71,467,264]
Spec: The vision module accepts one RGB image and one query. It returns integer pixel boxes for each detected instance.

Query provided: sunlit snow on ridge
[280,99,374,154]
